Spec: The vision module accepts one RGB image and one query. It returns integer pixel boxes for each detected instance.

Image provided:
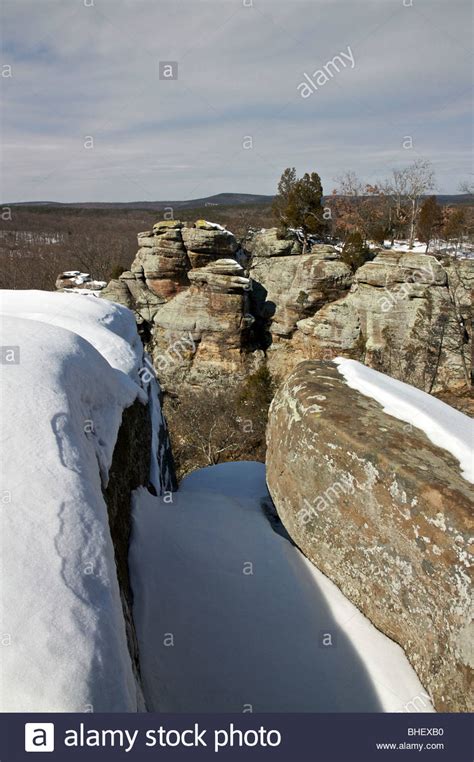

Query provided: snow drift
[0,291,150,711]
[130,461,433,712]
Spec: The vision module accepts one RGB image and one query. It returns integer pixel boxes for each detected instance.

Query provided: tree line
[272,160,472,262]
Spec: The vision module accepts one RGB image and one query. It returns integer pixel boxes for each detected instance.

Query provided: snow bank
[0,291,147,711]
[390,239,474,259]
[0,290,144,393]
[391,239,428,254]
[335,358,474,483]
[130,461,433,712]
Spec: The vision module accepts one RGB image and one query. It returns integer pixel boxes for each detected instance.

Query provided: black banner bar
[0,712,472,762]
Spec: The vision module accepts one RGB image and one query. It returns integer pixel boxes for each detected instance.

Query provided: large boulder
[181,222,238,268]
[247,227,302,258]
[266,359,473,712]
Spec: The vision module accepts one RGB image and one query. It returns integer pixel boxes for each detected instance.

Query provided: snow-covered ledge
[0,291,173,711]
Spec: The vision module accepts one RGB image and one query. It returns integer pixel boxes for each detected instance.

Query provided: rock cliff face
[101,224,353,389]
[266,360,473,712]
[102,363,176,704]
[248,230,353,344]
[103,398,153,696]
[101,220,258,388]
[151,258,260,388]
[281,252,473,393]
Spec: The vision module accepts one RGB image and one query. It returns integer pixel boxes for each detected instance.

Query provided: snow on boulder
[335,358,473,482]
[56,272,107,292]
[266,359,474,712]
[0,291,149,711]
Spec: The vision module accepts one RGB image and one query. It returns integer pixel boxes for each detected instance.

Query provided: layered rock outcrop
[102,221,258,389]
[101,222,472,397]
[289,252,473,392]
[248,229,352,342]
[101,220,240,322]
[151,258,260,388]
[266,359,474,712]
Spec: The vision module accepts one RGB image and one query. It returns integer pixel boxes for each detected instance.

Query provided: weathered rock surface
[101,271,165,324]
[249,235,352,342]
[132,222,191,301]
[102,398,152,695]
[266,359,474,712]
[103,380,176,703]
[102,222,258,389]
[181,222,238,268]
[271,251,473,392]
[102,220,239,322]
[101,223,472,397]
[247,227,303,258]
[151,258,258,388]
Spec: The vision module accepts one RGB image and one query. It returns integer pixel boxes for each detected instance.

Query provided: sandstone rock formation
[269,249,473,392]
[101,221,259,389]
[101,220,192,322]
[181,219,238,268]
[101,222,472,397]
[266,359,473,712]
[151,258,259,388]
[248,229,352,343]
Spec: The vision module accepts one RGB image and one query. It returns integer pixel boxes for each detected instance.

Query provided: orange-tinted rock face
[266,359,474,712]
[145,277,187,299]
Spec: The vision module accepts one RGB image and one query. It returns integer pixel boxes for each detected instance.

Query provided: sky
[0,0,472,202]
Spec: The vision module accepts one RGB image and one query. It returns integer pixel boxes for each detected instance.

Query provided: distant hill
[8,193,275,210]
[435,194,473,206]
[7,192,472,210]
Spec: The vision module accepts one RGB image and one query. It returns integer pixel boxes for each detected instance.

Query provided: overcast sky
[1,0,472,202]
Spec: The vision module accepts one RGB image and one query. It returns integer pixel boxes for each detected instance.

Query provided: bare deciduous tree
[387,160,436,247]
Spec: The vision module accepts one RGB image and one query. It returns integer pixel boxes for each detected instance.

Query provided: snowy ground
[130,461,433,713]
[0,291,148,711]
[335,238,474,259]
[387,239,474,259]
[335,359,474,483]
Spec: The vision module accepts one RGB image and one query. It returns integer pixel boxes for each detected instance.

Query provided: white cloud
[1,0,472,200]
